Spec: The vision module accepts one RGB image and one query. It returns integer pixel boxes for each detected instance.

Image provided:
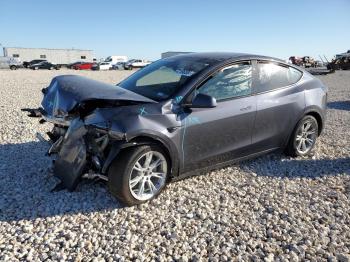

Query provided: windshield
[105,57,112,62]
[118,57,213,101]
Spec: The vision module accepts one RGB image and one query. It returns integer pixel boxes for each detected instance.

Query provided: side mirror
[189,93,217,108]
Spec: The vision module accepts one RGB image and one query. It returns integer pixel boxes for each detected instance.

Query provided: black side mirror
[189,93,217,108]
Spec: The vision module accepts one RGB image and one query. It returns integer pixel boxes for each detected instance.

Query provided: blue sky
[0,0,349,61]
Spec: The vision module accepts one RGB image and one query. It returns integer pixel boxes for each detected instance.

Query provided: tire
[10,65,17,70]
[285,115,318,157]
[108,145,170,206]
[35,67,39,70]
[49,66,54,70]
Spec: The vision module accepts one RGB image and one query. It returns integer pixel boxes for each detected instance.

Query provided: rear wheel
[108,145,169,206]
[285,115,318,157]
[10,65,17,70]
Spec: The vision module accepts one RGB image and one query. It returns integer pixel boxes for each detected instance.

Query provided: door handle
[240,106,252,111]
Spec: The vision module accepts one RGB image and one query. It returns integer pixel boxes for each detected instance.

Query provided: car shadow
[327,101,350,111]
[0,141,122,222]
[240,153,350,178]
[1,142,349,223]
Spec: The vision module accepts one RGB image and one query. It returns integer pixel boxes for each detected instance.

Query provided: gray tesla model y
[25,52,328,205]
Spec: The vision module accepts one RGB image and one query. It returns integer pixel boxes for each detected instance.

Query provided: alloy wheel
[295,120,317,154]
[129,151,167,201]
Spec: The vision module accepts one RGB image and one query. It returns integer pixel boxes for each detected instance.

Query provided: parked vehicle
[67,61,83,69]
[289,56,317,68]
[328,56,350,70]
[105,56,128,65]
[98,62,113,70]
[112,62,126,70]
[29,61,60,70]
[24,52,327,206]
[73,62,94,70]
[124,59,151,70]
[0,57,22,70]
[23,59,47,68]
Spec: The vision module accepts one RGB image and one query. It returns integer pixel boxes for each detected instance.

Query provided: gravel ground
[0,69,349,261]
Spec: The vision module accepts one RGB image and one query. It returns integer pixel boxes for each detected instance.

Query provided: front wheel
[285,115,318,157]
[108,145,169,206]
[10,65,17,70]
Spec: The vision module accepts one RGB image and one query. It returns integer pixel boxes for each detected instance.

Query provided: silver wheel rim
[295,120,317,154]
[129,151,167,201]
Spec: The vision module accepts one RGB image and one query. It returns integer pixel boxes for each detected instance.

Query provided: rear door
[180,61,257,172]
[251,60,304,151]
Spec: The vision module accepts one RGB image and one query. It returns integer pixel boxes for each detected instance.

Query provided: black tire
[285,115,318,157]
[35,66,39,70]
[49,66,54,70]
[108,145,170,206]
[10,65,17,70]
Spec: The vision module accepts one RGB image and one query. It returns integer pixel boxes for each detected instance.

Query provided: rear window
[257,62,302,92]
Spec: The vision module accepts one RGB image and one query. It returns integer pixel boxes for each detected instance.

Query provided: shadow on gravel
[0,141,122,223]
[327,100,350,111]
[242,154,350,178]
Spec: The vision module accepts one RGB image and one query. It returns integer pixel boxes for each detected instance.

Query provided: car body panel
[179,95,257,172]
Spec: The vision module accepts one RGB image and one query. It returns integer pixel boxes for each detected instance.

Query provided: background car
[98,62,113,70]
[23,59,47,68]
[0,57,22,70]
[29,61,60,70]
[124,59,151,70]
[112,62,126,70]
[72,62,94,70]
[67,61,83,69]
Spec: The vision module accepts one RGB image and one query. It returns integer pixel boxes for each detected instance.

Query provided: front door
[180,61,257,172]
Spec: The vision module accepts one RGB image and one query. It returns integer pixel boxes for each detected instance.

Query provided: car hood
[41,75,156,117]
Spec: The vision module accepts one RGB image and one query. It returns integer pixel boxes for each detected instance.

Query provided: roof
[165,52,284,63]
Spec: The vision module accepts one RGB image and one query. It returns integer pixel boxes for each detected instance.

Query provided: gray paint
[30,52,327,190]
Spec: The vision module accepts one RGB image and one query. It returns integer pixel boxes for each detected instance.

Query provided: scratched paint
[179,113,202,165]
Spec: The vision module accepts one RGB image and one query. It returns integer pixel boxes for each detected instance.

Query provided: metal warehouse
[3,47,94,65]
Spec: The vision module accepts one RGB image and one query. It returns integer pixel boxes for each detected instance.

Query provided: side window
[197,62,252,101]
[257,62,302,92]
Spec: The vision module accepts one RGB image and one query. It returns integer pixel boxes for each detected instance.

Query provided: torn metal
[24,75,180,191]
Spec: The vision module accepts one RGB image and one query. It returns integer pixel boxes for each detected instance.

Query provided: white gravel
[0,69,349,261]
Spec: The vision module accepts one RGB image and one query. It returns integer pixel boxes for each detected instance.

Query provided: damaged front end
[24,75,156,191]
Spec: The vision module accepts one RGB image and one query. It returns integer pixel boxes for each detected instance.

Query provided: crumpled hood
[41,75,156,117]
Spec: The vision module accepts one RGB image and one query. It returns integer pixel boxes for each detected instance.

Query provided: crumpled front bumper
[53,119,88,190]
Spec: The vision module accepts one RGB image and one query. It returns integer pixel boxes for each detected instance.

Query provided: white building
[3,47,94,65]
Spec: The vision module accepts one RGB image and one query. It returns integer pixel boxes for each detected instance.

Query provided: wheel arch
[114,134,180,179]
[303,108,324,135]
